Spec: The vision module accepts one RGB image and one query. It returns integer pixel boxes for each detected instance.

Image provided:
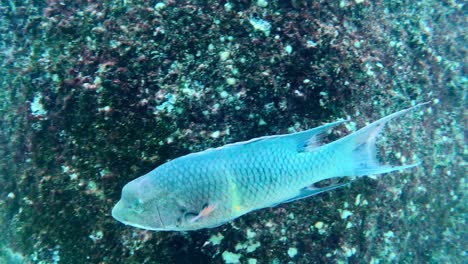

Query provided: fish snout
[112,199,167,230]
[111,200,126,223]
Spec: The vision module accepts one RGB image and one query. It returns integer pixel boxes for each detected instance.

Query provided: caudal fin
[333,102,429,176]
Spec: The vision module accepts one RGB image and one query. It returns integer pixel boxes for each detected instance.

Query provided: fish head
[112,175,195,231]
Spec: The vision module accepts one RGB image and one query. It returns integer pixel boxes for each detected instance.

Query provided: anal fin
[282,180,354,204]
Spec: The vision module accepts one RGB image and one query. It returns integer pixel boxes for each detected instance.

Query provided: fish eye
[130,199,144,214]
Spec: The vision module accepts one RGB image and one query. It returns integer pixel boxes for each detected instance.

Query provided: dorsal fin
[289,120,348,152]
[224,119,347,152]
[186,120,347,158]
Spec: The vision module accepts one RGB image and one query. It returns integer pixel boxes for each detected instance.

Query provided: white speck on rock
[256,0,268,7]
[287,247,298,258]
[314,221,324,229]
[355,194,362,206]
[249,17,271,36]
[154,2,166,10]
[246,228,256,239]
[339,209,353,219]
[210,130,221,138]
[30,93,47,117]
[222,251,241,264]
[208,233,224,246]
[247,258,257,264]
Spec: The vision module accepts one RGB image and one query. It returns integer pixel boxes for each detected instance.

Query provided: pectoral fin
[189,204,217,223]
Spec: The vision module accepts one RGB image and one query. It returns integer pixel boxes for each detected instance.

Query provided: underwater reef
[0,0,465,263]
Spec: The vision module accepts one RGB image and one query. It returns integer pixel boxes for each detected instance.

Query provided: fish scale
[112,103,427,231]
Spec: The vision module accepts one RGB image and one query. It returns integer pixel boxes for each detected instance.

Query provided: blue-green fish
[112,103,426,231]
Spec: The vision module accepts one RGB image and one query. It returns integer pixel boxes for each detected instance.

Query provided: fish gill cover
[0,0,465,263]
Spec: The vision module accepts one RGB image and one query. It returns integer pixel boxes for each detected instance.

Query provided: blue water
[0,1,465,263]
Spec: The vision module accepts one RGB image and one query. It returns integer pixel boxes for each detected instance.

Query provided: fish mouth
[112,200,167,230]
[111,201,126,223]
[111,200,136,227]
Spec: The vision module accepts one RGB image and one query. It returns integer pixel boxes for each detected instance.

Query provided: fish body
[112,103,426,231]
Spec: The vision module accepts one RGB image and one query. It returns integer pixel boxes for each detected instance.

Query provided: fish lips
[111,200,166,230]
[111,200,128,224]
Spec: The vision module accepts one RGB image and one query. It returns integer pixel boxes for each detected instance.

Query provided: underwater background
[0,0,465,263]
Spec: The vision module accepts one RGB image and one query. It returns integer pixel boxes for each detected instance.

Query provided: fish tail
[334,102,429,176]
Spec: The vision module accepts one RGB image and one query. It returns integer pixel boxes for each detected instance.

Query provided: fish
[112,102,427,231]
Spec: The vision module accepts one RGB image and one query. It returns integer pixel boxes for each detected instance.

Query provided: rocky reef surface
[0,0,465,263]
